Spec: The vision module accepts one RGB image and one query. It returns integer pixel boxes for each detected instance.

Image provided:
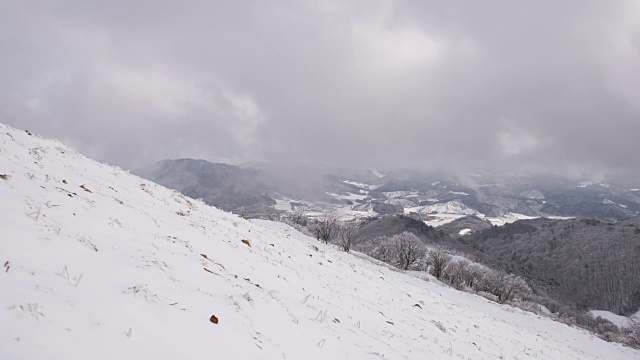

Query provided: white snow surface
[420,201,478,215]
[341,180,379,190]
[484,213,539,226]
[381,190,418,198]
[274,198,294,211]
[578,181,596,188]
[328,192,368,201]
[588,310,636,328]
[1,124,638,360]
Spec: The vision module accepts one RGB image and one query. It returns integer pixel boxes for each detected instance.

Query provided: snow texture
[588,310,635,328]
[1,123,638,359]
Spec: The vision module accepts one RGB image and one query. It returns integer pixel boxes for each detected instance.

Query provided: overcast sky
[2,1,640,176]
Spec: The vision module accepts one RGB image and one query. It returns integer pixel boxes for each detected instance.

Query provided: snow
[274,198,293,211]
[404,205,543,228]
[273,195,315,212]
[519,189,545,200]
[577,182,610,189]
[381,190,418,198]
[599,199,628,209]
[1,123,638,360]
[421,201,478,216]
[423,213,468,227]
[588,310,634,328]
[459,228,471,236]
[384,198,417,207]
[328,192,368,201]
[485,213,538,226]
[299,206,372,221]
[341,180,379,191]
[404,202,478,227]
[371,170,385,178]
[448,191,469,196]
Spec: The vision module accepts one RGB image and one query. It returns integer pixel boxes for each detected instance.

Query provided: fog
[2,1,640,179]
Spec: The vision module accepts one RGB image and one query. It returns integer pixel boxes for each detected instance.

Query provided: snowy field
[1,123,638,359]
[588,310,640,329]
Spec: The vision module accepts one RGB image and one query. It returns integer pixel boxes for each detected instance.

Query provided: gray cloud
[2,0,640,178]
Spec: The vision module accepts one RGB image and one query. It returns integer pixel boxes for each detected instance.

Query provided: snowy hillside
[1,123,638,359]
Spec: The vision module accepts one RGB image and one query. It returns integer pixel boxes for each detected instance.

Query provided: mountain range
[135,158,640,223]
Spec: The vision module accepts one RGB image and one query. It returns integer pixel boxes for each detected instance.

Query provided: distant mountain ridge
[133,159,277,216]
[135,158,640,223]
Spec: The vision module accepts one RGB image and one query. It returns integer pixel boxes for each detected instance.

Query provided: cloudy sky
[2,1,640,176]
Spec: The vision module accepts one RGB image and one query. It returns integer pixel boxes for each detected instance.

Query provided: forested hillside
[462,218,640,315]
[355,215,447,244]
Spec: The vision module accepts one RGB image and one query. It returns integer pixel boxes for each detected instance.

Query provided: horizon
[2,1,640,178]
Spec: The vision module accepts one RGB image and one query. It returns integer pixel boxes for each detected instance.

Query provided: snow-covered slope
[588,310,637,329]
[1,124,638,359]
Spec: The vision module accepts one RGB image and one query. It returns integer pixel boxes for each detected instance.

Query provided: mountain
[133,158,278,216]
[437,215,494,236]
[136,159,640,225]
[2,123,639,358]
[355,215,447,244]
[460,217,640,315]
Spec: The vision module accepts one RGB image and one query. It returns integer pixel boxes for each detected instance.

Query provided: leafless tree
[621,319,640,349]
[236,206,248,219]
[368,235,395,263]
[310,211,339,244]
[360,232,425,269]
[392,232,426,270]
[498,274,532,303]
[463,263,481,288]
[444,260,465,289]
[428,249,451,280]
[474,269,531,304]
[288,209,306,226]
[444,260,479,289]
[336,220,359,252]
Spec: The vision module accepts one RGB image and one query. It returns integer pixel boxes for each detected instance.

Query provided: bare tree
[359,233,425,269]
[368,235,395,264]
[310,211,339,244]
[428,249,451,280]
[621,319,640,349]
[498,274,532,303]
[444,260,465,289]
[236,206,248,219]
[392,232,425,270]
[288,209,306,226]
[444,260,479,289]
[336,220,359,252]
[463,263,481,288]
[474,269,531,304]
